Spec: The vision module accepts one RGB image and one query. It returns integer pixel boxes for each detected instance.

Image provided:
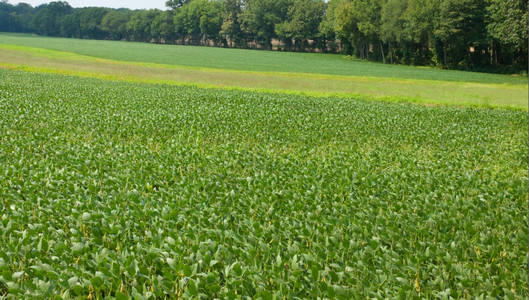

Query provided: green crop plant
[0,69,527,298]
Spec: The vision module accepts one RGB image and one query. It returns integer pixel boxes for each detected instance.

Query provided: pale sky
[8,0,168,10]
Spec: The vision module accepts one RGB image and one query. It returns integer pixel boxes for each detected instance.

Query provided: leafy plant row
[0,69,527,298]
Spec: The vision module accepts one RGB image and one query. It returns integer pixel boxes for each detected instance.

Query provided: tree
[126,9,160,42]
[59,14,77,37]
[398,0,436,65]
[276,0,325,51]
[333,0,373,58]
[200,0,223,45]
[0,1,15,32]
[220,0,244,47]
[31,1,73,36]
[13,3,36,32]
[353,0,384,62]
[101,10,132,40]
[319,0,342,53]
[380,0,406,63]
[433,0,460,66]
[333,0,385,59]
[166,0,192,9]
[151,10,176,43]
[0,2,35,33]
[75,7,110,39]
[433,0,487,69]
[487,0,528,67]
[240,0,292,50]
[174,0,202,45]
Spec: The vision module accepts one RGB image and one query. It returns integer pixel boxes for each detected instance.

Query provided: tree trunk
[379,39,385,63]
[360,43,364,59]
[420,44,424,63]
[494,42,498,65]
[489,41,493,65]
[389,41,393,64]
[467,46,475,70]
[443,41,447,66]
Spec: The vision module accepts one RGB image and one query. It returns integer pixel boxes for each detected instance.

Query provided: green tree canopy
[31,1,73,36]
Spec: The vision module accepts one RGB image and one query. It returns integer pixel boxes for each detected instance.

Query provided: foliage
[151,10,176,43]
[0,69,528,298]
[0,0,527,72]
[126,9,161,42]
[0,2,34,33]
[30,1,72,36]
[486,0,528,67]
[220,0,244,47]
[487,0,528,49]
[60,7,111,39]
[100,10,132,40]
[166,0,192,10]
[333,0,383,59]
[240,0,291,49]
[275,0,326,51]
[198,0,223,44]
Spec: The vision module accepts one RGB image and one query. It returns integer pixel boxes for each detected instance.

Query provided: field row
[0,44,526,109]
[2,33,526,85]
[0,69,527,298]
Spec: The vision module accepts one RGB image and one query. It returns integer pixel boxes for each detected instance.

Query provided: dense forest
[0,0,527,73]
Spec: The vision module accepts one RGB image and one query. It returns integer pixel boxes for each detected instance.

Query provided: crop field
[0,69,527,298]
[0,33,527,109]
[0,33,521,83]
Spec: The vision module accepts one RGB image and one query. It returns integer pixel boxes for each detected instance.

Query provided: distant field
[1,70,527,298]
[0,33,527,109]
[2,33,524,84]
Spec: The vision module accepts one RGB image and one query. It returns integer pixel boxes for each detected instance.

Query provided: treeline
[0,0,527,73]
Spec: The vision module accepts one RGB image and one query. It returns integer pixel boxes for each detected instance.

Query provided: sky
[7,0,168,10]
